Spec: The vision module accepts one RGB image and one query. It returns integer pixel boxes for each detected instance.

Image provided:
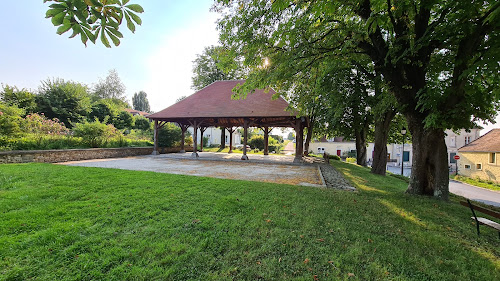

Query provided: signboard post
[454,155,460,175]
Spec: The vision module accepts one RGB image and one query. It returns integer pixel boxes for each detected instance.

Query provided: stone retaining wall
[0,147,155,164]
[0,146,196,164]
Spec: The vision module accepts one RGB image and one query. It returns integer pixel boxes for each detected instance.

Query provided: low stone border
[319,164,356,191]
[0,147,155,164]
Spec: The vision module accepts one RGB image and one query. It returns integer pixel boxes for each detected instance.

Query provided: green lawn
[0,162,499,280]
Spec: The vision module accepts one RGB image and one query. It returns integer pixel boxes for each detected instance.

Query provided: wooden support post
[242,119,249,160]
[227,127,234,153]
[199,127,207,152]
[191,120,199,158]
[220,127,226,149]
[178,124,188,153]
[294,118,304,163]
[263,126,270,155]
[152,120,160,155]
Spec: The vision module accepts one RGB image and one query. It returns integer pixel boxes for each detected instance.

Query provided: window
[464,164,471,169]
[476,163,482,170]
[465,136,471,144]
[450,136,456,147]
[489,153,496,164]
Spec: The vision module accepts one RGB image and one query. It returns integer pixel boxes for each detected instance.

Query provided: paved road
[449,180,500,207]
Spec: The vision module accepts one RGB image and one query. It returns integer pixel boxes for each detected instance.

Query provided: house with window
[457,129,500,183]
[445,128,481,167]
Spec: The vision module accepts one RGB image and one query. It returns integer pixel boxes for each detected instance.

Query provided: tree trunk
[303,120,313,156]
[220,127,226,149]
[406,118,449,200]
[355,127,367,167]
[371,110,396,175]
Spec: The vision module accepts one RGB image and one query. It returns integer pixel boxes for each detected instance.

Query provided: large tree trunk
[354,127,367,167]
[303,120,314,156]
[405,118,449,200]
[371,110,396,175]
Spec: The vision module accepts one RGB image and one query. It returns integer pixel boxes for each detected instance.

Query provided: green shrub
[133,115,151,131]
[0,102,24,136]
[248,135,265,150]
[329,154,341,160]
[202,136,209,147]
[158,123,181,147]
[73,119,120,148]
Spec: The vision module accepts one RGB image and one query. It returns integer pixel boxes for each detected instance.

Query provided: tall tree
[191,45,242,91]
[132,91,150,112]
[0,85,37,114]
[93,69,127,101]
[215,0,500,200]
[36,78,91,127]
[44,0,144,47]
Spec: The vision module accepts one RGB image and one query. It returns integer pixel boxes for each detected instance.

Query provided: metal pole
[401,138,404,175]
[456,160,458,176]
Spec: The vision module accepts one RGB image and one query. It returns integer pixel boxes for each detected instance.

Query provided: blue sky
[0,1,219,112]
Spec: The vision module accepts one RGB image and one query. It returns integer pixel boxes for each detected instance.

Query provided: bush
[0,103,24,136]
[346,157,356,163]
[248,135,265,150]
[73,119,120,148]
[158,123,181,147]
[133,115,151,131]
[202,136,209,147]
[113,111,133,129]
[329,154,340,160]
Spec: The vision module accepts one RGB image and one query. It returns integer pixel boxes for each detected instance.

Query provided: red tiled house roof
[124,108,150,117]
[458,129,500,153]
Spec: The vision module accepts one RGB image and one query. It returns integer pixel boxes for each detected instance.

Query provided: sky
[0,1,219,113]
[0,1,498,135]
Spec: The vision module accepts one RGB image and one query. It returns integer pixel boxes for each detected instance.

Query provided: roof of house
[458,129,500,152]
[124,108,150,117]
[147,80,296,120]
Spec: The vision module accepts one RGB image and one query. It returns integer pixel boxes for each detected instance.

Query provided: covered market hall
[147,80,306,162]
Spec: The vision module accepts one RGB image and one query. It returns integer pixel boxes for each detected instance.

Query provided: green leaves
[44,0,144,48]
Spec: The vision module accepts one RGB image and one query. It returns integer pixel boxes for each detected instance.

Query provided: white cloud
[144,13,220,112]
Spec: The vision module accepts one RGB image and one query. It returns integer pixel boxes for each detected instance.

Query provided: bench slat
[460,201,500,219]
[475,217,500,231]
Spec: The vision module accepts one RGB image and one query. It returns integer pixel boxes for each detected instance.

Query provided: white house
[187,127,241,147]
[309,140,413,166]
[444,128,481,166]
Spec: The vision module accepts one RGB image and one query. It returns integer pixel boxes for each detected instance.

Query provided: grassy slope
[452,175,500,192]
[0,162,498,280]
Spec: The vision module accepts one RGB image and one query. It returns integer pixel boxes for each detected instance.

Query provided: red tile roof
[147,80,296,119]
[459,129,500,152]
[124,108,150,117]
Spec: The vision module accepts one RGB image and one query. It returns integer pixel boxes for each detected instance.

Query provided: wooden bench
[460,199,500,239]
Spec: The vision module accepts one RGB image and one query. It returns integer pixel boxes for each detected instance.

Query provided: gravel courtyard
[60,152,325,187]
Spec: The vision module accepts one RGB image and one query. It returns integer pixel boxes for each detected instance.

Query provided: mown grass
[452,175,500,192]
[0,162,499,280]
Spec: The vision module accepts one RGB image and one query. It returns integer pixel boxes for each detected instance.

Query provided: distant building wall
[458,152,500,183]
[445,128,481,166]
[308,141,413,165]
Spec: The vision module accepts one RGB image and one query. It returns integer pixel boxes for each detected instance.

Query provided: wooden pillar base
[152,150,160,155]
[191,152,199,158]
[241,155,249,160]
[179,150,186,153]
[293,156,302,163]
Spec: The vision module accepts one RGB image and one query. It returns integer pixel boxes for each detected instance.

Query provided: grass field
[0,161,499,280]
[452,175,500,192]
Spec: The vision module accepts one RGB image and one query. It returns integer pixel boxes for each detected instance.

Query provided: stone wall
[0,147,157,164]
[0,146,196,164]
